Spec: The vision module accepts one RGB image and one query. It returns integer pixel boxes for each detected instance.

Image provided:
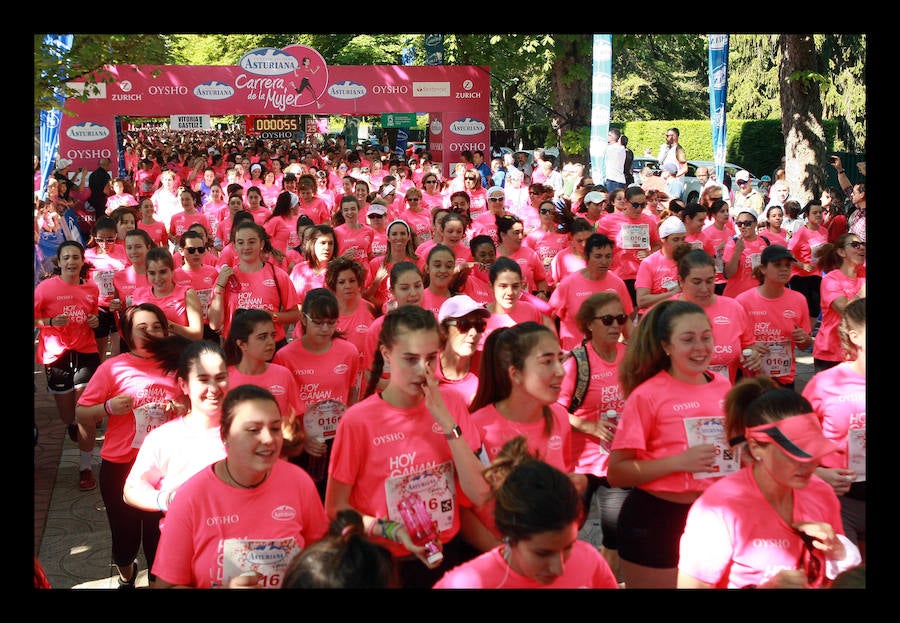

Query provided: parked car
[630,156,661,185]
[684,160,761,203]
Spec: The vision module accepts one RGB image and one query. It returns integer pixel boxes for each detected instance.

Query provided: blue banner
[39,34,74,200]
[708,34,729,184]
[589,35,613,182]
[424,34,444,66]
[396,41,416,160]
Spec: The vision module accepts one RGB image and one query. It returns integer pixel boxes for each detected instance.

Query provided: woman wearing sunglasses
[809,233,865,373]
[434,295,490,408]
[273,288,360,501]
[556,292,631,583]
[677,378,860,588]
[461,170,488,219]
[549,233,633,352]
[174,230,221,342]
[722,208,772,299]
[85,217,129,359]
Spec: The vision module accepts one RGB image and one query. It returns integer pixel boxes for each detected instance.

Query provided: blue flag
[39,34,74,200]
[708,35,729,184]
[589,35,613,182]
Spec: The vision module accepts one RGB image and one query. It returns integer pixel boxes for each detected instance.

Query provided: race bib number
[303,399,347,440]
[683,416,740,479]
[760,340,792,378]
[131,401,170,448]
[385,461,456,533]
[620,223,650,250]
[221,537,299,589]
[848,428,866,482]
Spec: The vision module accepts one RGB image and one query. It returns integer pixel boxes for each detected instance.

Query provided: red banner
[59,44,490,179]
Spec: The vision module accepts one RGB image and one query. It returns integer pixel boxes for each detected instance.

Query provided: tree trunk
[779,34,827,206]
[551,35,593,165]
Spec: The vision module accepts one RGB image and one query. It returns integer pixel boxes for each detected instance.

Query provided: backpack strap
[567,344,591,413]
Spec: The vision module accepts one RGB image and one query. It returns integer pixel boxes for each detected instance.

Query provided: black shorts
[617,488,693,568]
[44,350,100,394]
[92,307,118,339]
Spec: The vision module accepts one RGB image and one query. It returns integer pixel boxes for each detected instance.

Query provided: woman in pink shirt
[325,305,491,588]
[678,378,860,588]
[85,217,129,359]
[496,214,550,298]
[76,304,188,587]
[607,299,732,588]
[122,341,229,518]
[223,309,303,458]
[700,198,734,295]
[273,288,360,500]
[209,221,301,352]
[672,247,758,384]
[433,437,618,589]
[360,262,425,394]
[421,244,457,319]
[760,205,789,247]
[459,235,495,306]
[556,292,630,581]
[803,298,866,560]
[723,208,771,299]
[680,202,709,251]
[735,245,814,390]
[152,384,329,588]
[132,247,203,341]
[787,199,828,323]
[105,178,139,215]
[635,215,688,315]
[365,219,419,311]
[464,322,582,556]
[434,295,489,409]
[811,234,865,372]
[461,171,488,219]
[481,257,552,352]
[137,197,168,250]
[263,190,301,256]
[288,223,336,302]
[549,217,592,287]
[34,240,101,490]
[333,194,374,264]
[400,187,434,245]
[419,172,446,214]
[243,185,272,226]
[524,199,569,275]
[111,229,156,336]
[549,233,633,352]
[325,256,377,360]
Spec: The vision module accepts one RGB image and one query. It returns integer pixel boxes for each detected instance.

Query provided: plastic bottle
[397,492,443,565]
[226,273,242,292]
[741,348,756,378]
[600,409,619,454]
[305,436,328,482]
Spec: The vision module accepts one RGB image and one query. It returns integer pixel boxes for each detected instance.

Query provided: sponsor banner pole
[39,34,73,200]
[708,34,729,184]
[589,35,612,182]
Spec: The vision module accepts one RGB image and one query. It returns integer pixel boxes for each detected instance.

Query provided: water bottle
[227,273,242,292]
[601,409,619,454]
[741,348,756,378]
[397,492,443,565]
[305,436,328,482]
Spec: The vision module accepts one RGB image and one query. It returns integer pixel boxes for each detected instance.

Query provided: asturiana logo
[66,122,110,142]
[328,81,366,100]
[239,48,298,76]
[194,81,235,100]
[449,118,485,136]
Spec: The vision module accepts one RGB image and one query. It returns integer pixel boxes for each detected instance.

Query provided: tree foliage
[34,32,866,169]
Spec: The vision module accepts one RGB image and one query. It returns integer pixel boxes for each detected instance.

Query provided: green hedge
[526,119,841,181]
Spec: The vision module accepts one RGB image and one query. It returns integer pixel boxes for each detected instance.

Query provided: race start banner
[57,44,489,179]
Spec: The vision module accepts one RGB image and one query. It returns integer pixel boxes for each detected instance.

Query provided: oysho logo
[449,118,486,136]
[239,48,298,76]
[66,122,110,142]
[194,81,235,101]
[672,401,701,412]
[328,81,366,100]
